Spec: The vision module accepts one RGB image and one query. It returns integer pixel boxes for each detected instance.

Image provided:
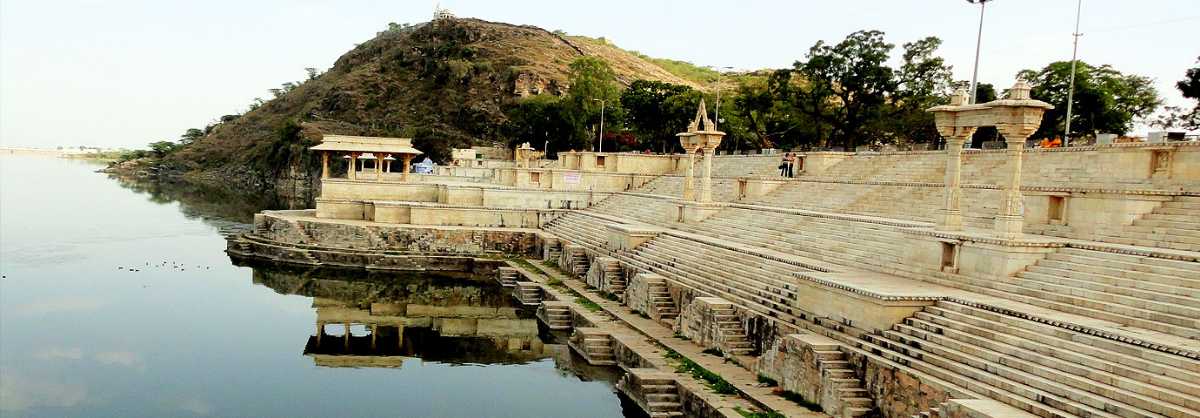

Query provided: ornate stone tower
[676,100,726,222]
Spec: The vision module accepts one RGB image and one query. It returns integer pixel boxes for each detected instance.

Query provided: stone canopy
[310,135,423,156]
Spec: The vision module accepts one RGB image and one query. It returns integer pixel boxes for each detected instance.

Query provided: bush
[664,350,738,395]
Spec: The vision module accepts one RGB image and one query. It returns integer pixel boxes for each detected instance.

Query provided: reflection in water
[108,174,309,227]
[0,156,637,417]
[247,262,631,386]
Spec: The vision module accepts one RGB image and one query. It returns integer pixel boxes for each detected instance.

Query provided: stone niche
[1022,192,1172,238]
[736,177,786,201]
[903,233,1058,279]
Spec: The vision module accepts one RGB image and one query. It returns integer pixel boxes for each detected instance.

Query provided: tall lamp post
[966,0,993,104]
[592,98,606,153]
[710,66,734,130]
[1063,0,1083,147]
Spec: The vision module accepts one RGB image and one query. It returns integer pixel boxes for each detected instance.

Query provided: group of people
[778,152,798,178]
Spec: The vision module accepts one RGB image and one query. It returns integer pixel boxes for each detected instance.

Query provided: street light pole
[592,98,605,153]
[1063,0,1083,147]
[711,66,733,130]
[967,0,992,104]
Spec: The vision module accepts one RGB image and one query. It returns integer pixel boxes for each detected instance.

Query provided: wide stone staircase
[1010,247,1200,338]
[866,300,1200,418]
[633,176,741,202]
[543,204,1200,418]
[1091,195,1200,252]
[807,152,945,183]
[710,154,782,177]
[590,193,682,226]
[692,207,1200,340]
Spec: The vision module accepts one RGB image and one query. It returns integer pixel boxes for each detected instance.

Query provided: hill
[164,17,705,191]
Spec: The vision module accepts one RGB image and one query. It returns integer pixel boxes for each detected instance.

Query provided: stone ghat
[227,210,546,268]
[541,210,1200,418]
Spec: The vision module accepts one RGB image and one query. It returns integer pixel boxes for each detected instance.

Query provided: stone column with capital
[994,126,1030,237]
[939,131,973,230]
[348,153,359,181]
[682,150,696,201]
[699,147,714,203]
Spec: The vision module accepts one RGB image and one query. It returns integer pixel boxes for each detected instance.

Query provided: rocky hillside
[166,17,701,191]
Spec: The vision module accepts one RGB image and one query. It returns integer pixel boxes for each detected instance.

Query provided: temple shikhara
[229,81,1200,418]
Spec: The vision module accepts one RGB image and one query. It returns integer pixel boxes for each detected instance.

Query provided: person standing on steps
[779,152,791,177]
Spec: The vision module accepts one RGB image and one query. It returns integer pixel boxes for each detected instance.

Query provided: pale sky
[1,0,1196,148]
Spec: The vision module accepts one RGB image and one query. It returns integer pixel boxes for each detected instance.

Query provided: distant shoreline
[1,147,125,161]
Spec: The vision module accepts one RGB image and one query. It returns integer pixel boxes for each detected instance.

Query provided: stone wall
[584,256,622,296]
[850,351,957,418]
[677,297,748,354]
[625,272,656,317]
[258,212,541,256]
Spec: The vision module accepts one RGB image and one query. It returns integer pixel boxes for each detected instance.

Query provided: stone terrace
[252,126,1200,418]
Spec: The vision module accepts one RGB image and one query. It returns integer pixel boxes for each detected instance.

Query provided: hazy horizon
[2,0,1197,149]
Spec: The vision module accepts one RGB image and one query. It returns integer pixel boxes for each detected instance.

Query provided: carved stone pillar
[375,154,384,182]
[939,132,973,230]
[348,153,359,181]
[321,151,330,179]
[994,128,1031,238]
[682,150,696,201]
[699,147,714,203]
[402,154,413,182]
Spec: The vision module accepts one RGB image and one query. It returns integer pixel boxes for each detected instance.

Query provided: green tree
[564,57,623,150]
[148,141,178,158]
[1154,57,1200,130]
[790,30,897,150]
[501,95,585,155]
[732,71,807,150]
[620,80,701,153]
[889,37,954,145]
[180,128,205,145]
[1018,61,1161,138]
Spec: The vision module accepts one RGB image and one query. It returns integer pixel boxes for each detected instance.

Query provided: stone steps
[537,301,572,330]
[1085,196,1200,251]
[927,302,1200,377]
[864,331,1127,418]
[1012,268,1200,322]
[1039,253,1200,292]
[618,370,685,417]
[496,267,519,287]
[568,328,616,366]
[891,318,1198,418]
[512,282,543,306]
[937,269,1200,338]
[913,307,1200,402]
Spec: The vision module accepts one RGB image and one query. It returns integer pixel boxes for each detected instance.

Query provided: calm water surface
[0,155,634,417]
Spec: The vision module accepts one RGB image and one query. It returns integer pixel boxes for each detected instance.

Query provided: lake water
[0,155,636,417]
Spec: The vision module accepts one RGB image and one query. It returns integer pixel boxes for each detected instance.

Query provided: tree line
[505,30,1194,156]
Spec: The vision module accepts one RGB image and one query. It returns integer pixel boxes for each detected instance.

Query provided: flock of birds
[117,261,212,272]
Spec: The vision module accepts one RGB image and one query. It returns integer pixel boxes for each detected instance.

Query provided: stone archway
[927,80,1053,237]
